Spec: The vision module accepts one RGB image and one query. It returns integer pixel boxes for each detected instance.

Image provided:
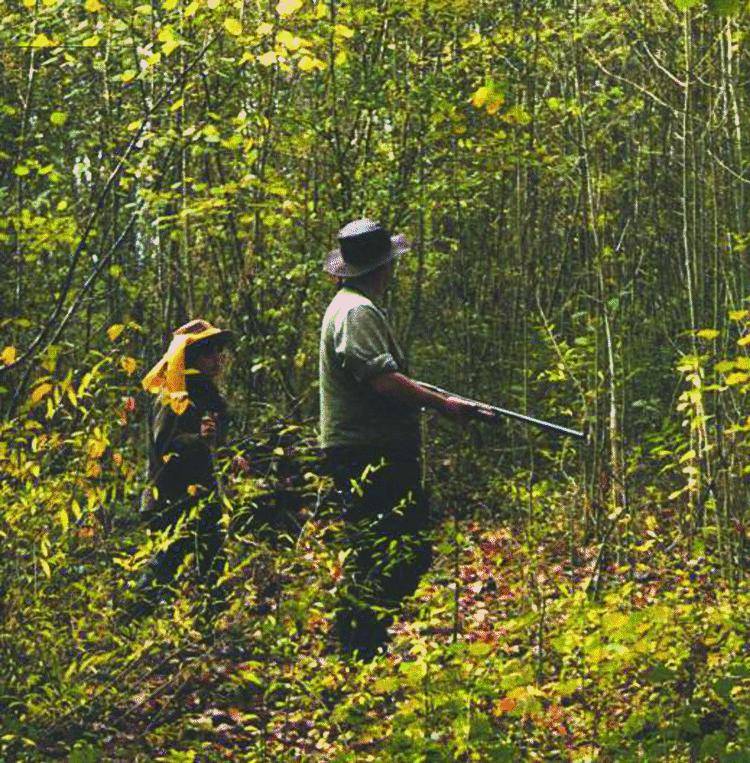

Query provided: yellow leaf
[157,26,175,42]
[86,460,102,478]
[87,438,107,459]
[298,54,324,72]
[107,323,125,341]
[257,50,277,66]
[162,38,180,55]
[277,30,303,50]
[471,85,491,108]
[738,335,750,347]
[82,35,99,47]
[121,69,137,83]
[714,360,735,373]
[486,96,504,115]
[31,382,53,405]
[163,0,178,8]
[59,508,69,533]
[725,372,750,386]
[729,310,749,321]
[224,17,242,35]
[206,0,219,7]
[170,97,184,111]
[697,328,720,340]
[84,0,104,10]
[1,345,17,365]
[39,558,51,578]
[23,0,35,7]
[121,356,138,375]
[334,23,354,38]
[31,33,57,48]
[276,0,302,16]
[185,0,199,15]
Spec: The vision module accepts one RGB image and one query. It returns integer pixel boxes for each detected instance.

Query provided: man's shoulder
[324,288,377,325]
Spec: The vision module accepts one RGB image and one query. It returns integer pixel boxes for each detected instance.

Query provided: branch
[0,35,217,380]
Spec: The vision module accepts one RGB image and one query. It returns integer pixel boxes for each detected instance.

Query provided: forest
[4,0,750,759]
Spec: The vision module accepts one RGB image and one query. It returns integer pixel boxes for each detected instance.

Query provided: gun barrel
[416,381,585,440]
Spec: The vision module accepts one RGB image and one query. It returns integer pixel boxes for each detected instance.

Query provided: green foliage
[3,0,750,759]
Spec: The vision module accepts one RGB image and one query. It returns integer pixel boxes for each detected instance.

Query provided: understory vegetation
[5,0,750,759]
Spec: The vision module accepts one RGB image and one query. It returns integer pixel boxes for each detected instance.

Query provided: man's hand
[369,372,498,425]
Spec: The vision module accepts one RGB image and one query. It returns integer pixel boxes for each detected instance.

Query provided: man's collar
[342,281,382,305]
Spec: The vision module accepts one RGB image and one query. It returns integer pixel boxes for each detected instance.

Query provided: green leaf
[645,663,675,683]
[707,0,742,15]
[714,360,735,373]
[674,0,701,9]
[467,641,494,657]
[399,660,427,684]
[372,676,399,694]
[699,731,727,758]
[50,111,67,126]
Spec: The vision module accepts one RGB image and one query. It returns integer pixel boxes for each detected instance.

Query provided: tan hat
[142,319,232,414]
[324,218,410,278]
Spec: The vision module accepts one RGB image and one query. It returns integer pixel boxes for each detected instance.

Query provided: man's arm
[369,372,479,422]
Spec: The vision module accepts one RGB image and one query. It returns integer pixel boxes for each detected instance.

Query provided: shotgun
[416,381,585,440]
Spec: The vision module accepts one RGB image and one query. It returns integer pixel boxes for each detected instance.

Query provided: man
[320,218,478,659]
[136,319,236,613]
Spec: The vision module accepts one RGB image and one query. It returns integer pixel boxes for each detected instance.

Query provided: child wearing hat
[135,319,236,615]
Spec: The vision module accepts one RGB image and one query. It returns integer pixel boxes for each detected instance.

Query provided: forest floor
[26,502,750,763]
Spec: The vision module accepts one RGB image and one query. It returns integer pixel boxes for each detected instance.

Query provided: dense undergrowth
[4,346,750,762]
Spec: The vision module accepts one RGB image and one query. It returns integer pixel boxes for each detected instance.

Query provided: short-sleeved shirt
[319,285,420,454]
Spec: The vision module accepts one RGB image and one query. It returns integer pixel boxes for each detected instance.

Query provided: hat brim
[190,328,233,352]
[323,233,410,278]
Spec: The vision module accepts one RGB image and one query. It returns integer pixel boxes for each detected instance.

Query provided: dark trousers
[325,447,432,659]
[138,494,224,608]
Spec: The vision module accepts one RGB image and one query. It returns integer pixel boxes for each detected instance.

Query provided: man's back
[319,285,418,455]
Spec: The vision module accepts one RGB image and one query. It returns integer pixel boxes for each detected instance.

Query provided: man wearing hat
[320,218,477,659]
[136,319,237,613]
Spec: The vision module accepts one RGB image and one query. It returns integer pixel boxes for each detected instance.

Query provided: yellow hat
[142,319,231,414]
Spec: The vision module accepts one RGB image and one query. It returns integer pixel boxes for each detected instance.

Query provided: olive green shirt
[319,285,419,454]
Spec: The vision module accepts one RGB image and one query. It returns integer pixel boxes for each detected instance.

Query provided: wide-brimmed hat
[142,319,232,413]
[324,218,410,278]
